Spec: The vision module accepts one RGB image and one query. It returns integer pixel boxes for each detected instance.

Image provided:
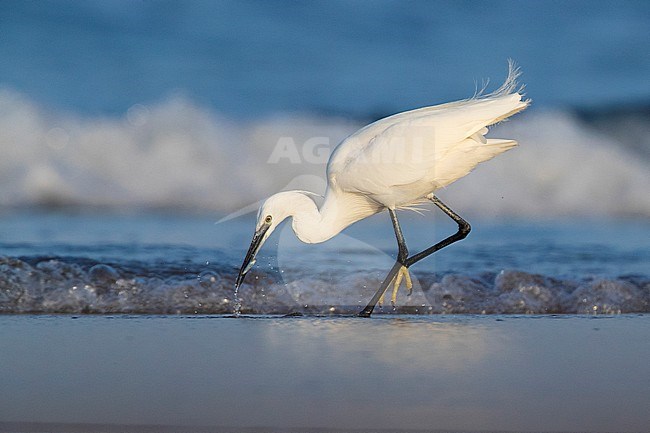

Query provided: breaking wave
[1,256,648,315]
[1,88,649,218]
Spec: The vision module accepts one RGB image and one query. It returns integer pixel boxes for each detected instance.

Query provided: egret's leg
[404,194,471,267]
[359,196,470,317]
[361,210,413,316]
[390,209,409,263]
[377,210,413,307]
[390,209,413,301]
[359,261,402,317]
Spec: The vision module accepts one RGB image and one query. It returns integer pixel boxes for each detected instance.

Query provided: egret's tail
[429,63,529,186]
[464,61,529,155]
[466,60,530,131]
[427,62,529,144]
[477,59,526,100]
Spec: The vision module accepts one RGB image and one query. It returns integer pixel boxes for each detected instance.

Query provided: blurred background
[0,0,649,217]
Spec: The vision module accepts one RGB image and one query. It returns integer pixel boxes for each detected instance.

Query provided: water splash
[233,284,242,317]
[1,256,648,315]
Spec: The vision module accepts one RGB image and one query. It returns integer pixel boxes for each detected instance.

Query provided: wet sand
[1,315,648,433]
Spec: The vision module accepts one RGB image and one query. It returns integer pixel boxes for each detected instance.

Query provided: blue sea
[0,0,649,316]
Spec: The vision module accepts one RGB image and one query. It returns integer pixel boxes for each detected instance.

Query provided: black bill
[235,221,271,288]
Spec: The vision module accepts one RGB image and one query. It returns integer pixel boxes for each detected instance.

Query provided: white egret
[236,63,529,317]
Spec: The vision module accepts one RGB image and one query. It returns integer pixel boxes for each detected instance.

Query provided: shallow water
[1,314,649,432]
[0,212,648,315]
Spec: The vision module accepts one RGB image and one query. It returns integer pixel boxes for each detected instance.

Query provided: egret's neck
[288,190,381,244]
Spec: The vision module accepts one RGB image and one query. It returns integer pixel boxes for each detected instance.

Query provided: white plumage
[236,63,529,313]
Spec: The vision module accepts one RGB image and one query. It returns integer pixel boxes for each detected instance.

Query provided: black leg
[405,195,471,267]
[389,209,409,264]
[358,195,471,317]
[358,210,410,317]
[358,261,403,317]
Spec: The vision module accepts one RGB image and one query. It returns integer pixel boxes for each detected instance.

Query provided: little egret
[236,63,529,317]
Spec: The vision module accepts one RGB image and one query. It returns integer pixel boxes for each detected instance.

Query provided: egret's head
[235,193,296,288]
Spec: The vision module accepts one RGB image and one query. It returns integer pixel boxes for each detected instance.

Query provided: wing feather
[328,93,527,195]
[327,63,529,207]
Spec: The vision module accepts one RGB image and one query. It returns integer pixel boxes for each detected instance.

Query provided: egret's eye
[264,215,272,224]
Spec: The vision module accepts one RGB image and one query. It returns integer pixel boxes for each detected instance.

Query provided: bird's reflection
[262,316,499,374]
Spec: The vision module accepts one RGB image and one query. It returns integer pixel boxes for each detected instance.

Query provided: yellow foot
[378,265,413,307]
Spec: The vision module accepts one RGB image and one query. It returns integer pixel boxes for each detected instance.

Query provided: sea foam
[1,256,647,315]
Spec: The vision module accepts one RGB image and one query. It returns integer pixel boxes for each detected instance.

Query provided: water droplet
[233,286,242,318]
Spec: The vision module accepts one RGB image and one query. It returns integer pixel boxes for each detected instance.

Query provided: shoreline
[1,315,648,433]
